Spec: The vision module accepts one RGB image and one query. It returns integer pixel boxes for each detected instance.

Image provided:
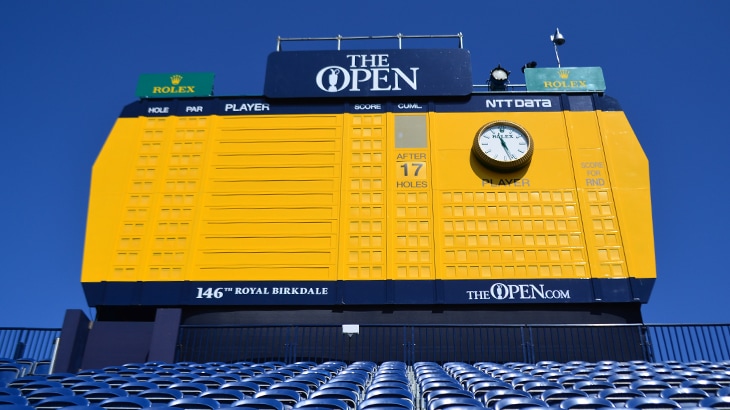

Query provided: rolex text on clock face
[478,124,529,161]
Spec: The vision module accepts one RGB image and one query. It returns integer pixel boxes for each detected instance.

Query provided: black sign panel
[264,49,473,98]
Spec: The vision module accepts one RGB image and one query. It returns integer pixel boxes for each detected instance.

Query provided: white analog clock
[472,121,534,172]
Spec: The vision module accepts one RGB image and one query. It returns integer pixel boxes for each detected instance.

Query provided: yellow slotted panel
[340,113,387,280]
[193,114,343,281]
[431,112,589,280]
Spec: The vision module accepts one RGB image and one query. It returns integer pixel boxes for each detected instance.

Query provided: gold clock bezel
[472,120,534,172]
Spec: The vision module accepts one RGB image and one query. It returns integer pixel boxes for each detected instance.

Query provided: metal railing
[276,33,464,51]
[177,323,730,365]
[6,323,727,366]
[644,324,730,362]
[0,328,60,361]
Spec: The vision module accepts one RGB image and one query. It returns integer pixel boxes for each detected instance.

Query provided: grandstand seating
[2,358,730,409]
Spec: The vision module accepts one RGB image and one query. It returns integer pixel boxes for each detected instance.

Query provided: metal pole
[48,337,60,375]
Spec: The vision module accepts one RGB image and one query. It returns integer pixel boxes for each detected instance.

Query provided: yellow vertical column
[339,114,387,280]
[110,117,167,281]
[146,115,209,281]
[565,111,628,278]
[390,114,435,280]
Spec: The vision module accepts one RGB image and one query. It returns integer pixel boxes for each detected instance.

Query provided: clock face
[472,121,534,172]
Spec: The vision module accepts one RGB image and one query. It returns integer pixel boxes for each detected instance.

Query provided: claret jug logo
[315,54,419,94]
[152,74,196,95]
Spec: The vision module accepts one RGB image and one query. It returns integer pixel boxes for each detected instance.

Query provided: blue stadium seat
[169,382,209,397]
[0,406,35,410]
[573,380,615,395]
[270,381,311,400]
[422,379,464,393]
[539,372,565,383]
[34,395,90,410]
[290,374,325,391]
[357,397,413,410]
[484,389,532,408]
[0,387,21,396]
[98,396,153,409]
[625,397,681,409]
[30,360,51,376]
[494,397,549,410]
[253,388,301,407]
[220,381,262,396]
[148,377,184,388]
[629,380,672,397]
[168,397,222,409]
[229,369,256,379]
[363,387,413,402]
[556,376,590,389]
[653,375,687,388]
[512,377,547,391]
[0,395,29,406]
[57,376,94,388]
[137,387,184,405]
[699,396,730,409]
[469,380,513,401]
[680,379,724,395]
[702,374,730,387]
[523,381,563,397]
[427,396,483,410]
[246,377,278,390]
[558,397,614,409]
[104,376,138,388]
[213,374,243,384]
[292,398,349,410]
[83,387,130,403]
[299,371,331,387]
[0,364,24,384]
[539,389,588,407]
[597,387,645,407]
[425,389,474,404]
[309,388,358,409]
[199,389,247,405]
[44,373,77,383]
[15,379,63,394]
[119,381,159,395]
[367,379,410,390]
[70,381,112,394]
[90,373,116,382]
[230,398,285,409]
[25,387,75,404]
[264,374,288,383]
[462,377,495,393]
[659,387,710,406]
[172,374,197,383]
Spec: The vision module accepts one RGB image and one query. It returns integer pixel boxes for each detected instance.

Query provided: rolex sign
[135,72,215,98]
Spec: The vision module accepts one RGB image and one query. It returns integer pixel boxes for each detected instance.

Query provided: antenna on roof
[550,28,566,67]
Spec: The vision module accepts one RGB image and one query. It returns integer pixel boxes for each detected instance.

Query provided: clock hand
[498,136,515,159]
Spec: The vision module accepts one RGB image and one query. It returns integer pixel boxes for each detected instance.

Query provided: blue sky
[1,1,728,328]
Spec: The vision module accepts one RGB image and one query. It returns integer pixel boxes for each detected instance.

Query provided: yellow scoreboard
[82,49,654,307]
[82,95,654,307]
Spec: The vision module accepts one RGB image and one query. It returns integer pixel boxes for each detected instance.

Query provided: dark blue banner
[83,278,653,306]
[264,49,473,98]
[119,95,571,118]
